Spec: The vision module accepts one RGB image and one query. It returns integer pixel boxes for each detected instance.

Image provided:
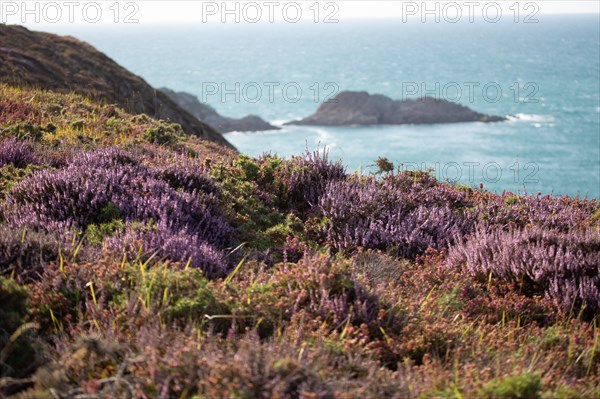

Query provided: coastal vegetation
[0,83,599,398]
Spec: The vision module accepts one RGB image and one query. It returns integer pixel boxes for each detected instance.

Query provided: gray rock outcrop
[286,91,506,126]
[160,88,279,133]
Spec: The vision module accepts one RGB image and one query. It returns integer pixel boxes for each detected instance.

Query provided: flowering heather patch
[380,170,471,209]
[315,168,597,261]
[105,221,229,278]
[1,147,233,275]
[280,148,346,211]
[0,138,37,168]
[278,254,382,328]
[316,174,472,258]
[448,224,600,314]
[146,151,220,197]
[468,190,598,232]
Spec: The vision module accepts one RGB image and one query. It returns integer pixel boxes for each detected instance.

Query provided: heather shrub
[0,163,46,201]
[2,147,233,276]
[115,142,217,194]
[316,175,472,258]
[0,138,37,168]
[447,225,600,315]
[381,169,470,208]
[4,147,231,241]
[470,191,597,232]
[222,254,394,341]
[315,177,394,252]
[2,148,137,231]
[0,225,78,282]
[151,156,219,196]
[279,148,346,211]
[396,204,471,258]
[316,171,597,260]
[105,220,229,278]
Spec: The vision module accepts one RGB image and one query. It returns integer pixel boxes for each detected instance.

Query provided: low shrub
[316,174,472,258]
[480,373,542,399]
[0,225,77,282]
[2,147,233,276]
[447,225,600,316]
[279,148,345,211]
[0,138,37,168]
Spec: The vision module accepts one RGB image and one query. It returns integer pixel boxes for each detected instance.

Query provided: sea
[31,14,600,198]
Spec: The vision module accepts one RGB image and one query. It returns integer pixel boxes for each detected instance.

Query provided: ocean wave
[225,128,286,137]
[269,119,289,126]
[313,127,337,148]
[507,113,555,123]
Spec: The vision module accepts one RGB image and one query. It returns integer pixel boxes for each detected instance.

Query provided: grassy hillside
[0,84,599,398]
[0,25,232,148]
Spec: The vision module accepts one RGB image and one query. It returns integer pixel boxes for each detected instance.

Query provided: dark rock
[0,25,233,149]
[160,88,279,133]
[286,91,506,126]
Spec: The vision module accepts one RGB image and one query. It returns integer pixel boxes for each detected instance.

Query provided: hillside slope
[0,84,599,398]
[0,24,233,148]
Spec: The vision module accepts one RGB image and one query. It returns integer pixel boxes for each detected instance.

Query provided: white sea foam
[313,127,337,148]
[269,119,289,127]
[225,128,285,136]
[507,113,555,123]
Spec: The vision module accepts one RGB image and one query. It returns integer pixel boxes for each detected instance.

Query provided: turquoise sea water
[36,15,600,197]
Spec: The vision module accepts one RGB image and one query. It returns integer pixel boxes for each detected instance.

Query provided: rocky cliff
[0,24,233,148]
